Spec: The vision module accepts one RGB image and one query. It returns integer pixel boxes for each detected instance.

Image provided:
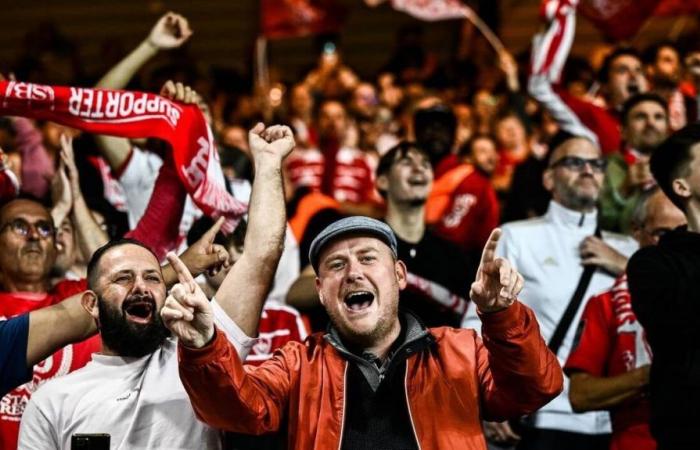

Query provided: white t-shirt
[18,300,253,450]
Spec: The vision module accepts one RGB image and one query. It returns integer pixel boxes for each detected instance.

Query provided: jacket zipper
[336,362,349,450]
[404,365,422,450]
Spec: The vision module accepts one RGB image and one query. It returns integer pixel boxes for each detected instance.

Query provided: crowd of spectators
[1,1,700,449]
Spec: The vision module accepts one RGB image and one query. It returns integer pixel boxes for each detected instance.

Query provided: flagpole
[459,6,505,55]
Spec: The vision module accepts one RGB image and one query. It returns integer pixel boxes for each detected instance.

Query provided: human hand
[580,236,627,275]
[498,51,520,91]
[50,159,72,209]
[248,123,295,163]
[160,80,211,124]
[626,156,653,189]
[160,80,200,104]
[147,12,192,50]
[483,421,521,445]
[470,229,523,313]
[59,134,82,199]
[160,252,215,348]
[178,217,231,278]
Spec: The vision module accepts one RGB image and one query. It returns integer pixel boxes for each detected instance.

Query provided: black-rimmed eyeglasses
[550,156,607,173]
[0,218,55,239]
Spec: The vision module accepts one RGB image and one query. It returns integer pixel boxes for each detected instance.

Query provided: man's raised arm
[95,12,192,171]
[213,124,294,336]
[470,229,564,419]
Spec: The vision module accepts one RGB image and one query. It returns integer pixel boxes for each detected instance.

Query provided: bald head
[633,189,686,247]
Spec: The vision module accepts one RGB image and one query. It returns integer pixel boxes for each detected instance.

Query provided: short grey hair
[630,187,661,228]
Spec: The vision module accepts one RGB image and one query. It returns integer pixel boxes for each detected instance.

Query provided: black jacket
[628,227,700,449]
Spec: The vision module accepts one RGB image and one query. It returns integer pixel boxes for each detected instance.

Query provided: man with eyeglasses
[626,123,700,449]
[0,193,229,449]
[564,187,685,450]
[463,131,638,449]
[0,198,102,450]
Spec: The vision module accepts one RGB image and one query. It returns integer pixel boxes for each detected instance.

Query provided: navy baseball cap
[309,216,398,272]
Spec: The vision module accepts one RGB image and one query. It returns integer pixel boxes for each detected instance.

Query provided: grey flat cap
[309,216,398,272]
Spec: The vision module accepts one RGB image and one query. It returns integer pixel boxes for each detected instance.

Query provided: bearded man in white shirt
[17,123,295,450]
[464,131,638,450]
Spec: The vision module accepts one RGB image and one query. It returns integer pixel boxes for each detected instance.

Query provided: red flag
[654,0,700,16]
[579,0,662,41]
[261,0,346,39]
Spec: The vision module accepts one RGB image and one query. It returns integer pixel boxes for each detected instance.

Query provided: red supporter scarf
[0,81,247,233]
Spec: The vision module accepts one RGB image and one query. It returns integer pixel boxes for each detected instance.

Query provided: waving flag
[579,0,700,41]
[261,0,346,39]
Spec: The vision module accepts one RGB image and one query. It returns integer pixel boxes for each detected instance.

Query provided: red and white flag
[390,0,470,21]
[383,0,504,52]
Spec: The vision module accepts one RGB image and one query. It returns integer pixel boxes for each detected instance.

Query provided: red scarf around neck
[0,80,246,233]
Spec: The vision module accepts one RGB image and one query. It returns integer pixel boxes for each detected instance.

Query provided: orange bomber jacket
[178,301,563,450]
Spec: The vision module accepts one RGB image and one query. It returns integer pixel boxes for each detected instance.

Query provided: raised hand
[179,216,231,278]
[470,229,523,313]
[147,12,192,50]
[160,80,200,105]
[248,123,295,162]
[160,252,215,348]
[59,134,82,199]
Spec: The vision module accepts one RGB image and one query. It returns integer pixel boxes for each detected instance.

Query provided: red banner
[655,0,700,17]
[579,0,661,41]
[261,0,346,39]
[580,0,700,41]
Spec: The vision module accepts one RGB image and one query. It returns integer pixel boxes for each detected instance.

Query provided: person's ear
[395,260,407,290]
[542,168,554,192]
[315,277,326,307]
[376,174,389,195]
[81,290,99,322]
[672,178,692,202]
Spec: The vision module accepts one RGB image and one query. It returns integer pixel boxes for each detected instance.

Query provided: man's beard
[326,296,400,350]
[98,295,170,358]
[560,176,599,211]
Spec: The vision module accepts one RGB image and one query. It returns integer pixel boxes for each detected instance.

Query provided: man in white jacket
[464,132,638,449]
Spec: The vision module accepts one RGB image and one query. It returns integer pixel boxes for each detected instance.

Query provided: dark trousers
[516,427,610,450]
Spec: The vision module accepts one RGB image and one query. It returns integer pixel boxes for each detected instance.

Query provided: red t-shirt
[0,279,101,450]
[244,304,308,366]
[430,167,500,253]
[565,275,655,450]
[285,146,380,205]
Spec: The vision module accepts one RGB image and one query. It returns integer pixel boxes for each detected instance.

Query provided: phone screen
[71,433,110,450]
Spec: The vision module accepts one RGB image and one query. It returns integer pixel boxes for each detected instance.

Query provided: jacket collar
[324,311,432,391]
[545,200,598,231]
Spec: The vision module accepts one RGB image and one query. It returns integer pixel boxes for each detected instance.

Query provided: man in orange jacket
[163,215,563,449]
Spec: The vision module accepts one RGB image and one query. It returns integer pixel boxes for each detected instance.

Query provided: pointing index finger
[202,216,225,244]
[480,228,502,266]
[166,251,196,291]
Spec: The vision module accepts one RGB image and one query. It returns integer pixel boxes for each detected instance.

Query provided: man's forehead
[1,200,51,222]
[612,54,641,68]
[321,235,388,258]
[631,101,666,115]
[395,147,428,164]
[99,244,160,275]
[553,138,600,160]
